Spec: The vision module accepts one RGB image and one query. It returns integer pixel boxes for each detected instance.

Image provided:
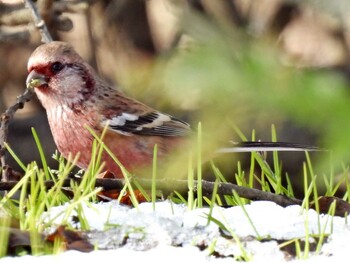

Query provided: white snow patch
[2,200,350,262]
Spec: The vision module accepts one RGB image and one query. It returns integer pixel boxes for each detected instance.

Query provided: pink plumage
[26,41,191,178]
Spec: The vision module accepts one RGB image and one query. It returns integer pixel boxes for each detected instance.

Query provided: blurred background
[1,0,350,196]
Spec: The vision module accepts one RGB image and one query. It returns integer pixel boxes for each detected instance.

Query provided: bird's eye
[51,62,64,73]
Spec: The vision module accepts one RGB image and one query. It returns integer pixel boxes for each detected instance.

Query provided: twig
[0,177,302,207]
[24,0,53,43]
[0,89,34,182]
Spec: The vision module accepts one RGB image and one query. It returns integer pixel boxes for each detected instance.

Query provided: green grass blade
[4,143,26,172]
[197,122,203,208]
[152,144,158,211]
[31,127,51,180]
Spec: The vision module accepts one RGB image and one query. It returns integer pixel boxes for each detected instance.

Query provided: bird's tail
[216,141,321,154]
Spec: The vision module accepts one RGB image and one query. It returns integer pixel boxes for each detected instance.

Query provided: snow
[1,200,350,262]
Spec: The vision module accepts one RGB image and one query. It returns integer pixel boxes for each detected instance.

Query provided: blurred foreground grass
[122,10,350,193]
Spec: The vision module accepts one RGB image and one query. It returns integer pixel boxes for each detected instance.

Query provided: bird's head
[26,41,95,108]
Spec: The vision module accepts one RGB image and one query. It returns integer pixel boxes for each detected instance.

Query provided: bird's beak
[26,70,48,89]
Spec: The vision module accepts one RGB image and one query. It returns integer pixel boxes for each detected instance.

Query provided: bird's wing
[101,111,191,137]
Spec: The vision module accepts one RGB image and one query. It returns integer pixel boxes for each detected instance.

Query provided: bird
[26,41,317,178]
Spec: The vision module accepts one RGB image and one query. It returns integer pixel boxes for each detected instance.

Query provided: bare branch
[0,177,302,207]
[24,0,53,43]
[0,89,34,181]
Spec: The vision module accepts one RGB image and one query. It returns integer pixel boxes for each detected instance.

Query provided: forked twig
[0,89,34,181]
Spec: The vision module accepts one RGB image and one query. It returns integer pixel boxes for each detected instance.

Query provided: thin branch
[24,0,53,43]
[0,89,34,181]
[0,177,302,207]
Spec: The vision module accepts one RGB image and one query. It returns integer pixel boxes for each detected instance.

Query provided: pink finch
[26,41,190,178]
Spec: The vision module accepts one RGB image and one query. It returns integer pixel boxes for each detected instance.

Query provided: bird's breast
[46,105,97,168]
